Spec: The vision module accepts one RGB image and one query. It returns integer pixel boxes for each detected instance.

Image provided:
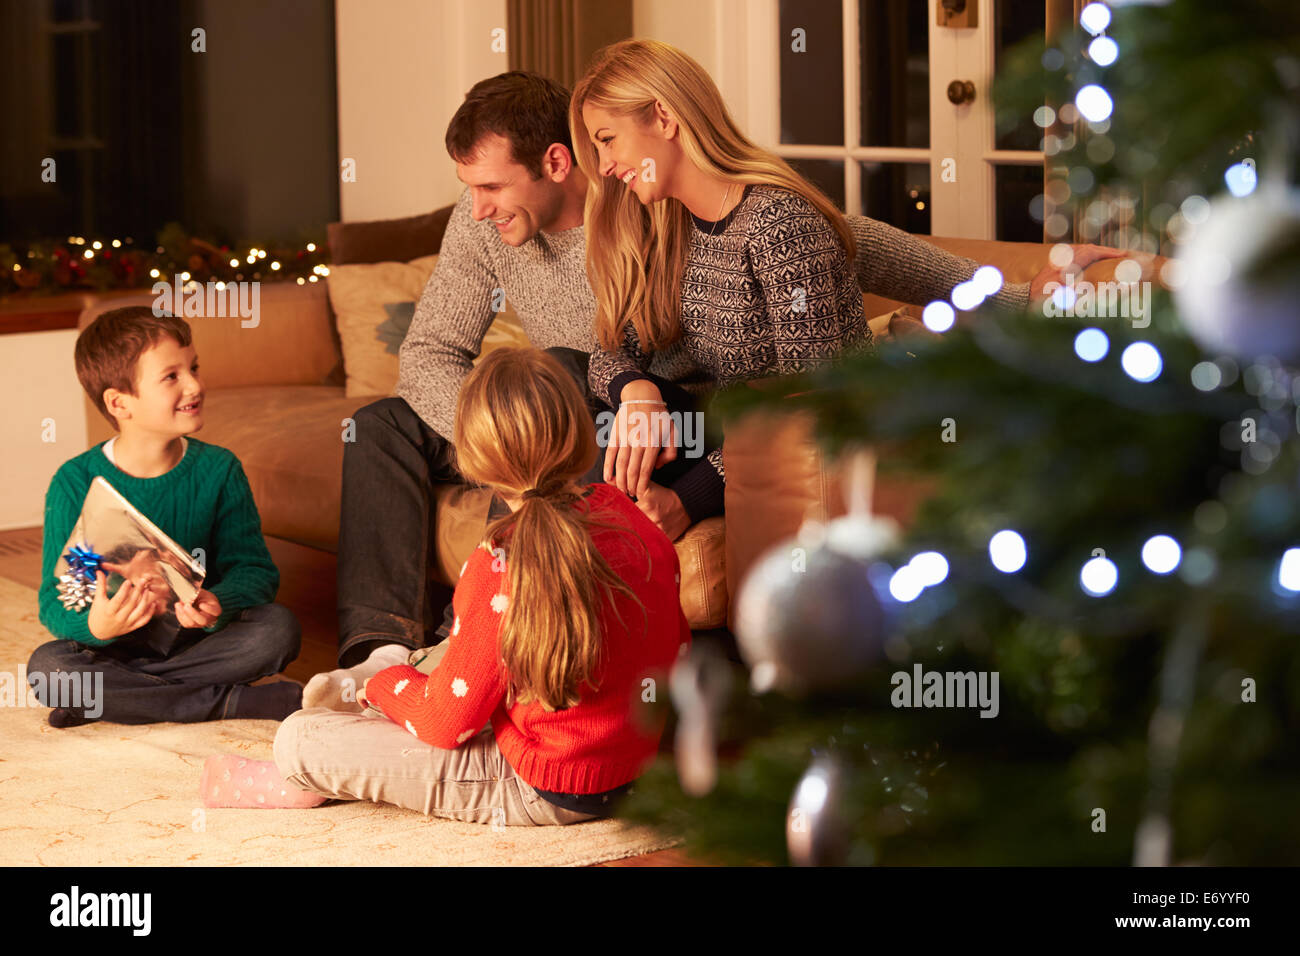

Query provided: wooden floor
[0,525,716,867]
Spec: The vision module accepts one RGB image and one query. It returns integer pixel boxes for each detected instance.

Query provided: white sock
[303,643,411,712]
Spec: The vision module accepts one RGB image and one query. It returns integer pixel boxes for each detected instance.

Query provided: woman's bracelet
[621,399,668,406]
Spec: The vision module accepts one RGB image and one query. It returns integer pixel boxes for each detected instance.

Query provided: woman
[571,39,869,533]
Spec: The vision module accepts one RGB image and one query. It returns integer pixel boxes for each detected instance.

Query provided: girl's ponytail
[453,348,649,710]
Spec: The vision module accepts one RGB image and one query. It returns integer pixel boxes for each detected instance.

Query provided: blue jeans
[25,603,300,724]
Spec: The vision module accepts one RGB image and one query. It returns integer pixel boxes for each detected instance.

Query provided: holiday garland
[0,223,330,297]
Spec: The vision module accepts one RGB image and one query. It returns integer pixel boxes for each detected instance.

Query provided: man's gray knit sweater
[396,187,1031,518]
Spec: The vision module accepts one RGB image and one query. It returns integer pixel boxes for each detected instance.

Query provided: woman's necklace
[709,183,733,236]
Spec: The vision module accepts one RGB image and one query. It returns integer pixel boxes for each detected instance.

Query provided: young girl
[201,347,691,825]
[571,39,869,531]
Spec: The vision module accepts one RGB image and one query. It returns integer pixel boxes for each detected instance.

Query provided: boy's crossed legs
[26,603,302,725]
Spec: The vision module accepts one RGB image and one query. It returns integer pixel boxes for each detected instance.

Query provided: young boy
[27,306,302,727]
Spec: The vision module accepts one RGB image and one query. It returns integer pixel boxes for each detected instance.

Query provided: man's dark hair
[445,71,573,178]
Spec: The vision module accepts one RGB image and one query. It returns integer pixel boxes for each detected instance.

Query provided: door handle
[946,80,976,105]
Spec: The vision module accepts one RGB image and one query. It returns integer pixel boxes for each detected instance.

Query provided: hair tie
[521,488,544,500]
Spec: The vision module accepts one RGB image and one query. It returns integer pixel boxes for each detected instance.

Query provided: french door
[718,0,1048,241]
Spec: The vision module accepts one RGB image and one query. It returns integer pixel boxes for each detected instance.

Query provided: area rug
[0,579,681,866]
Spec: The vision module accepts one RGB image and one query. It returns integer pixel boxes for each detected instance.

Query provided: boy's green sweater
[38,438,279,647]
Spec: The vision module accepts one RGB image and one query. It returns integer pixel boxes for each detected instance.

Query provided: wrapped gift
[54,476,205,623]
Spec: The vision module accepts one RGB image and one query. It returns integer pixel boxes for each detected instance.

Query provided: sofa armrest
[722,406,851,631]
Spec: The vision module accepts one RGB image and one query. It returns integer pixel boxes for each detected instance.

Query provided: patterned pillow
[327,254,530,397]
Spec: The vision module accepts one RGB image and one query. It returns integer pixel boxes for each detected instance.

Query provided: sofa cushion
[327,255,441,397]
[192,385,357,551]
[327,254,534,398]
[327,206,455,265]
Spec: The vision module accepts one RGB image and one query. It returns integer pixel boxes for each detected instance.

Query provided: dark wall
[0,0,338,244]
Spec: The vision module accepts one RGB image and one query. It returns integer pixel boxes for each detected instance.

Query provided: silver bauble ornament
[1175,185,1300,364]
[735,513,897,695]
[786,755,850,866]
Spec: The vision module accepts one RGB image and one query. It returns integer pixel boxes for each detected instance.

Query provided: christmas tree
[615,0,1300,866]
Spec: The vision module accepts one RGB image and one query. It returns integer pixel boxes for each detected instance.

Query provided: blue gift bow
[64,543,103,584]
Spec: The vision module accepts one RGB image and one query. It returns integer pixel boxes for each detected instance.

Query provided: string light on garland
[1088,35,1119,66]
[989,530,1028,573]
[972,265,1004,297]
[1080,554,1119,596]
[1121,342,1163,382]
[908,551,950,587]
[1074,328,1110,362]
[1079,1,1110,35]
[2,231,328,295]
[922,301,956,333]
[951,280,984,311]
[1075,84,1114,123]
[1278,549,1300,592]
[888,564,925,603]
[1141,535,1182,575]
[1224,161,1258,198]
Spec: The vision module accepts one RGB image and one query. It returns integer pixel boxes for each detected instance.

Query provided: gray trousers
[272,641,599,826]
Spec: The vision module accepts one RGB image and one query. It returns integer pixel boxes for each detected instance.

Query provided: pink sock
[200,754,328,809]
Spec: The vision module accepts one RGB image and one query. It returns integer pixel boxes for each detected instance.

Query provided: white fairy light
[1121,342,1162,382]
[1080,2,1111,35]
[989,531,1028,573]
[1089,36,1119,66]
[1076,85,1114,123]
[1141,535,1182,574]
[1224,162,1257,198]
[1278,549,1300,592]
[908,551,950,587]
[922,301,956,333]
[973,266,1004,296]
[951,280,984,311]
[889,565,925,603]
[1080,556,1118,596]
[1074,328,1110,362]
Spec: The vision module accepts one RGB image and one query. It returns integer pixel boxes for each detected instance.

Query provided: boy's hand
[87,571,156,642]
[175,589,222,629]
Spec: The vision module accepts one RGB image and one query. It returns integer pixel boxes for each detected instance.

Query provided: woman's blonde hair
[453,347,649,711]
[570,38,855,353]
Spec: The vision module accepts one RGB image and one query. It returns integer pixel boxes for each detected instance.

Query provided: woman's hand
[604,381,679,498]
[633,481,692,542]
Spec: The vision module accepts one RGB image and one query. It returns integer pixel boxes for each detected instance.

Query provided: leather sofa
[77,218,1158,632]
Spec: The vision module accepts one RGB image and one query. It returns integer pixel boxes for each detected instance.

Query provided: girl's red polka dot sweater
[364,483,692,796]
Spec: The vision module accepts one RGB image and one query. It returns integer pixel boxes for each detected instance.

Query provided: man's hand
[87,571,157,642]
[1029,243,1127,302]
[632,481,692,542]
[175,589,222,629]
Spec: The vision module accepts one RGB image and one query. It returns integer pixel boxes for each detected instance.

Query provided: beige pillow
[327,254,531,397]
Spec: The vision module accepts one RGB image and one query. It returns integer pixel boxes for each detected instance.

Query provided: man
[311,70,1119,703]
